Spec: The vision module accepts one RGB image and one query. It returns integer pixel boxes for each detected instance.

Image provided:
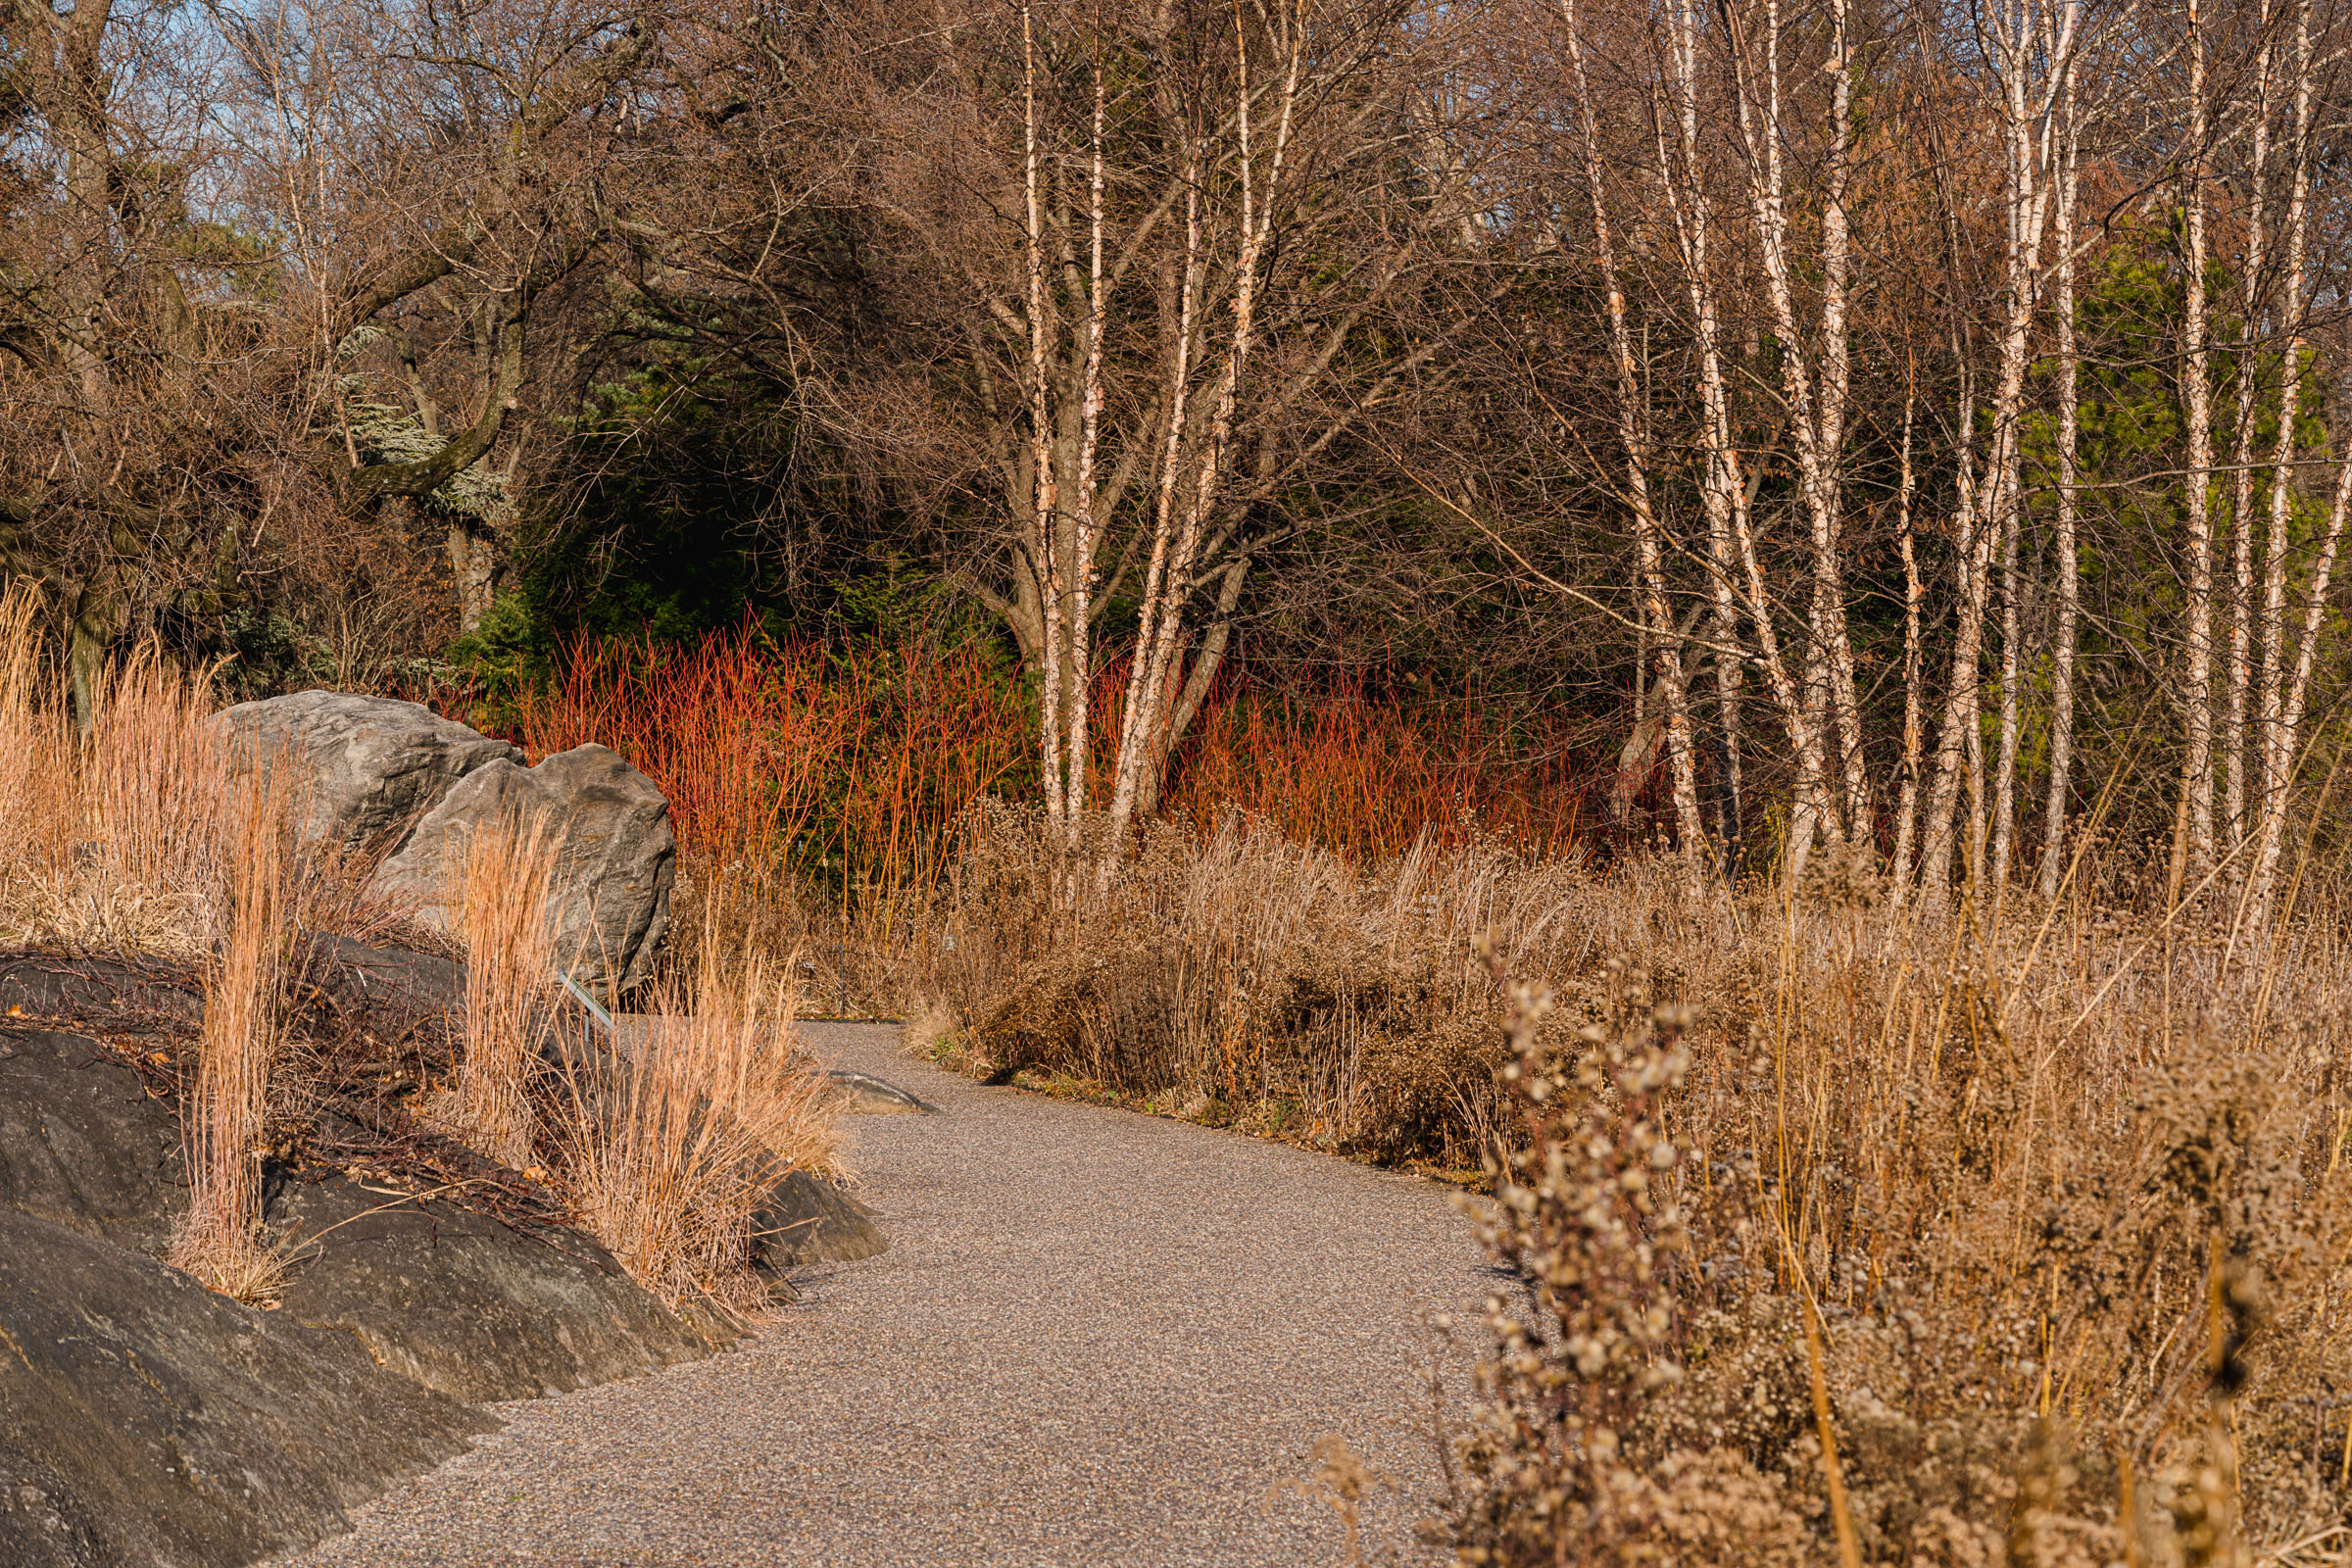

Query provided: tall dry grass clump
[0,586,72,896]
[438,808,564,1168]
[167,763,296,1301]
[74,647,235,953]
[562,926,844,1315]
[0,581,239,956]
[940,805,1605,1166]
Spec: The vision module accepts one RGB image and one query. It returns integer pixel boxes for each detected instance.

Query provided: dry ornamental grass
[438,808,565,1169]
[560,907,847,1317]
[928,806,2352,1564]
[167,761,299,1302]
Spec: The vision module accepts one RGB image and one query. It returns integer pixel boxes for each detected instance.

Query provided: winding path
[280,1023,1492,1567]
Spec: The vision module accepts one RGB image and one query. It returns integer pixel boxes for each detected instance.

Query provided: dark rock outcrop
[0,1024,730,1400]
[0,932,890,1567]
[375,744,675,996]
[0,1027,182,1253]
[0,954,205,1035]
[0,1207,489,1568]
[270,1175,733,1401]
[759,1169,888,1269]
[215,692,521,858]
[290,934,465,1048]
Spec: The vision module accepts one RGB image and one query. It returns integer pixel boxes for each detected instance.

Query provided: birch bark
[2177,0,2219,879]
[1560,0,1705,880]
[2223,11,2278,855]
[2038,89,2082,902]
[1920,0,2075,905]
[1653,0,1827,880]
[2246,0,2317,922]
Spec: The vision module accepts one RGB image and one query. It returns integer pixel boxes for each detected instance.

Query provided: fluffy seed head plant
[1443,959,1826,1566]
[1439,894,2352,1567]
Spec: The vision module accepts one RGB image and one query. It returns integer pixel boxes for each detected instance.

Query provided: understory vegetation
[454,628,2352,1563]
[1440,885,2352,1566]
[19,0,2352,1546]
[0,584,841,1316]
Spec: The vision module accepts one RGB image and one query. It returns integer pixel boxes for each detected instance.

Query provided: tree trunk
[1892,361,1926,905]
[2038,100,2082,903]
[2222,18,2277,858]
[2177,0,2219,881]
[1920,3,2069,906]
[1991,475,2022,890]
[448,521,496,634]
[1559,0,1704,885]
[2246,0,2318,925]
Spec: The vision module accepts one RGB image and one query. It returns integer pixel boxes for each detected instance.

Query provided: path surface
[281,1024,1493,1568]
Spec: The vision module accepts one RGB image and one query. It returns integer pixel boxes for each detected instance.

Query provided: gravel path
[281,1024,1493,1567]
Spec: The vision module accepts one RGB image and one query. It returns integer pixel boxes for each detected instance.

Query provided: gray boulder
[375,744,675,996]
[215,692,521,858]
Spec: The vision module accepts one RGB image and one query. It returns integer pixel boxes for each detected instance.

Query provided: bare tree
[1556,0,1704,881]
[2038,77,2083,902]
[1917,0,2082,906]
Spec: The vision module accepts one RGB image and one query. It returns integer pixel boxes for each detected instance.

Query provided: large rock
[758,1169,888,1269]
[0,1026,183,1255]
[0,1206,489,1568]
[375,744,675,996]
[270,1174,734,1401]
[216,692,521,858]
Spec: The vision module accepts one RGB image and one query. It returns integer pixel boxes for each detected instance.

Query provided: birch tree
[2175,0,2220,881]
[1557,0,1706,882]
[1917,0,2082,906]
[2038,79,2083,902]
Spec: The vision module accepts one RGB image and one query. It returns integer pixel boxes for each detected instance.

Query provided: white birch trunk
[1020,3,1068,827]
[2177,0,2219,879]
[2038,95,2082,903]
[1892,358,1926,906]
[1656,0,1827,880]
[1559,0,1705,881]
[1728,0,1859,853]
[1104,4,1305,854]
[1920,0,2075,905]
[2246,0,2318,924]
[1062,55,1108,841]
[2223,12,2278,857]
